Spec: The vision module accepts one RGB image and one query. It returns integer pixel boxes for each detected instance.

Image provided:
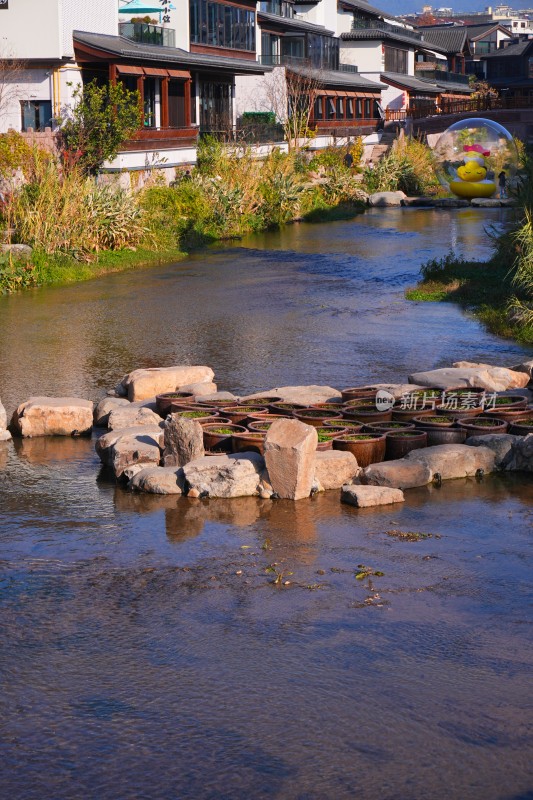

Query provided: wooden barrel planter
[412,415,466,445]
[509,417,533,435]
[385,430,427,460]
[172,409,224,426]
[332,433,386,467]
[247,416,285,431]
[221,405,268,425]
[315,426,348,451]
[364,421,416,434]
[156,391,194,416]
[323,419,363,432]
[391,404,436,422]
[293,408,343,428]
[268,401,309,416]
[456,417,508,437]
[341,387,379,403]
[342,406,393,424]
[202,424,247,453]
[232,431,266,456]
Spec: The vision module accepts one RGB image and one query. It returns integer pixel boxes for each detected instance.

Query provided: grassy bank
[0,132,442,295]
[406,246,533,345]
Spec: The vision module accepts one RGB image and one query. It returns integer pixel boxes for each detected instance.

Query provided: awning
[115,65,191,79]
[116,64,144,75]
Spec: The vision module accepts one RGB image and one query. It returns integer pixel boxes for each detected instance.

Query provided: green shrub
[0,251,37,293]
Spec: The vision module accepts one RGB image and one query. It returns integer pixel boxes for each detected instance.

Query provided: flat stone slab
[94,397,130,427]
[407,443,496,480]
[362,459,432,489]
[314,450,360,491]
[117,365,215,401]
[129,466,184,495]
[341,484,405,508]
[409,365,529,392]
[108,404,162,431]
[243,385,341,405]
[183,453,264,498]
[10,397,94,438]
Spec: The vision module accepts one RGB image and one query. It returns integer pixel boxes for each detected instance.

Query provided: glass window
[346,98,354,119]
[384,46,408,74]
[314,96,323,119]
[169,80,186,127]
[356,98,362,118]
[336,97,344,117]
[327,97,335,118]
[189,0,255,51]
[364,98,371,117]
[20,100,52,132]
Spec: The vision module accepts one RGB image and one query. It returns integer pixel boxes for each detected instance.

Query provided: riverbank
[405,251,533,345]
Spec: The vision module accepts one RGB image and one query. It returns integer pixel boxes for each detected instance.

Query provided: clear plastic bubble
[433,118,518,199]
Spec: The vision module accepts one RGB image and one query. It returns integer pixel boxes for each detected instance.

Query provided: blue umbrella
[118,0,164,13]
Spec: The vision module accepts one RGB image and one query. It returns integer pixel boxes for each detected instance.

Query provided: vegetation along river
[0,207,532,800]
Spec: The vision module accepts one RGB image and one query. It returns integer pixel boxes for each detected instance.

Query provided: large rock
[452,362,529,390]
[407,443,496,480]
[0,398,11,441]
[466,434,519,469]
[179,381,218,397]
[510,358,533,379]
[502,433,533,472]
[243,385,341,405]
[108,404,162,431]
[163,415,204,467]
[10,397,93,438]
[183,453,264,498]
[341,484,405,508]
[409,365,529,392]
[361,459,432,489]
[368,191,406,207]
[264,418,318,500]
[129,465,184,495]
[117,365,215,402]
[93,396,130,427]
[95,425,163,479]
[314,450,360,491]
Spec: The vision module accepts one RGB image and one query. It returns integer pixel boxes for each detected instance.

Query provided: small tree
[0,49,27,129]
[58,79,141,174]
[263,66,322,152]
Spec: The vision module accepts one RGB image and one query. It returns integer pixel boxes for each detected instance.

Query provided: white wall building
[0,0,117,133]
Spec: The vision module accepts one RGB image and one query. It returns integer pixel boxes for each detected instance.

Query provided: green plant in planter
[494,396,522,405]
[179,410,212,418]
[467,418,505,426]
[208,427,235,435]
[424,416,454,424]
[390,431,421,437]
[343,434,378,441]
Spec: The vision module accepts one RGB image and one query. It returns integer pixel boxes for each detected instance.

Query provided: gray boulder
[341,484,405,508]
[466,434,520,469]
[183,453,264,498]
[129,465,184,495]
[502,433,533,472]
[10,397,93,438]
[95,425,164,479]
[407,443,496,480]
[163,415,204,467]
[369,191,406,207]
[361,459,432,489]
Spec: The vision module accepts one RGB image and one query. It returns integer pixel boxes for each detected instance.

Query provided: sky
[376,0,499,13]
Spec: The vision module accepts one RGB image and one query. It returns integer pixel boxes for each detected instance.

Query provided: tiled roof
[381,71,441,93]
[483,38,533,57]
[258,11,334,35]
[465,23,512,40]
[336,0,397,19]
[416,25,469,54]
[341,27,440,49]
[290,64,384,90]
[73,30,269,74]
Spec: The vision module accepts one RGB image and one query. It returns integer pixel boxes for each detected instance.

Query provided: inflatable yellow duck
[449,144,497,199]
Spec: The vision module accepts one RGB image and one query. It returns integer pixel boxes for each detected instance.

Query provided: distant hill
[376,0,500,13]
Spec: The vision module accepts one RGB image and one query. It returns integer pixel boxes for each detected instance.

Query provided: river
[0,208,532,800]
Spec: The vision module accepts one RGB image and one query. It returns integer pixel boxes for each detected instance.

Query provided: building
[483,34,533,100]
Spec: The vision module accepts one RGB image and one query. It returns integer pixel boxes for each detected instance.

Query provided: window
[20,100,52,131]
[336,97,344,117]
[168,80,186,127]
[314,96,323,119]
[356,98,362,118]
[189,0,255,51]
[346,98,354,119]
[364,98,371,117]
[143,78,157,127]
[327,97,336,118]
[384,46,408,74]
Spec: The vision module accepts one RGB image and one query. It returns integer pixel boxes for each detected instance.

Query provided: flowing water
[0,208,532,800]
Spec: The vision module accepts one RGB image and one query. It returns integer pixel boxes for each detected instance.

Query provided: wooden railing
[386,95,533,123]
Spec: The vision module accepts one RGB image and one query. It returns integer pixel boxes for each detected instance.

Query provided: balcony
[119,22,176,48]
[259,1,295,18]
[260,54,345,71]
[351,18,423,41]
[415,67,471,86]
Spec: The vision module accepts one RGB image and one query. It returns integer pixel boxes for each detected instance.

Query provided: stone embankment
[2,358,532,509]
[368,191,515,209]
